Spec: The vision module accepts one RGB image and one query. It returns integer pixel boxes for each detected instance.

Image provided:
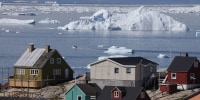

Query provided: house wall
[14,68,42,81]
[90,79,143,89]
[65,86,86,100]
[42,51,73,82]
[90,60,136,80]
[167,71,187,84]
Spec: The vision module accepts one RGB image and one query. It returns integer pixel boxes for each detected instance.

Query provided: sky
[0,0,200,4]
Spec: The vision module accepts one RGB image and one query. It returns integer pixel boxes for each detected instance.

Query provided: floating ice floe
[61,6,188,31]
[98,55,127,61]
[104,46,133,55]
[157,54,169,58]
[38,18,60,24]
[0,18,35,25]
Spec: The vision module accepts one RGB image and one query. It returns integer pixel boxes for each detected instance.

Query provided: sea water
[0,5,200,84]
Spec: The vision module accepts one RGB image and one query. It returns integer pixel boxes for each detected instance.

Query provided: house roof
[90,57,158,67]
[167,56,197,72]
[14,45,60,68]
[65,83,101,96]
[77,83,102,96]
[97,86,146,100]
[14,48,45,67]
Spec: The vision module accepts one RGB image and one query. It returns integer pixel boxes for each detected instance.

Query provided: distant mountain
[1,0,200,4]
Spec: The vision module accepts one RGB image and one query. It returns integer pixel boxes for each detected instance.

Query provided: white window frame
[53,69,61,75]
[114,91,119,98]
[77,95,82,100]
[190,73,195,80]
[16,69,25,75]
[50,58,54,64]
[30,69,39,75]
[171,73,176,79]
[126,68,131,73]
[115,68,119,73]
[57,58,61,64]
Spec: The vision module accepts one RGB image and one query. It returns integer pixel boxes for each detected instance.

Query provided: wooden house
[166,53,200,90]
[65,83,101,100]
[97,86,151,100]
[89,57,158,89]
[9,44,73,88]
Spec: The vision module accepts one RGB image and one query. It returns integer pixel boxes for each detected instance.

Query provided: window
[126,68,131,73]
[194,60,199,68]
[16,69,25,75]
[77,96,82,100]
[190,73,195,80]
[30,69,39,75]
[171,73,176,79]
[50,58,54,64]
[115,68,119,73]
[57,58,61,64]
[114,91,119,98]
[140,92,145,98]
[150,67,153,72]
[53,69,61,75]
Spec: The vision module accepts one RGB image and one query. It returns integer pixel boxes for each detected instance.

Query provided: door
[65,69,69,78]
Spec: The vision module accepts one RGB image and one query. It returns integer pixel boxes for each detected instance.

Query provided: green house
[65,83,101,100]
[9,44,74,88]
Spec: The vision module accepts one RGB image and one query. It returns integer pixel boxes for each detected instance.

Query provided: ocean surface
[1,0,200,5]
[0,4,200,84]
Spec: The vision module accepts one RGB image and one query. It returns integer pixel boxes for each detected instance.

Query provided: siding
[90,60,136,80]
[65,86,86,100]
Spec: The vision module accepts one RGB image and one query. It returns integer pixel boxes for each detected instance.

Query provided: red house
[166,53,200,90]
[97,86,151,100]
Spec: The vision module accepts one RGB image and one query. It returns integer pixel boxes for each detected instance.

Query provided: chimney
[45,45,50,53]
[29,43,34,52]
[181,52,188,57]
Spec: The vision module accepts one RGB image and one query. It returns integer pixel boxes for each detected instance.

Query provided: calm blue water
[2,0,200,4]
[0,6,200,84]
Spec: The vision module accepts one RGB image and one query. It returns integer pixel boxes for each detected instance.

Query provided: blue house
[65,83,101,100]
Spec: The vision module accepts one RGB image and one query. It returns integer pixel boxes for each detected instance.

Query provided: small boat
[157,53,169,58]
[72,45,78,49]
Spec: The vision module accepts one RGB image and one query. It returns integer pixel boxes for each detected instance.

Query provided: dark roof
[167,56,197,72]
[77,83,102,96]
[108,57,158,66]
[97,86,146,100]
[184,91,200,100]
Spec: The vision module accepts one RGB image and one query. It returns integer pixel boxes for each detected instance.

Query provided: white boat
[157,53,169,58]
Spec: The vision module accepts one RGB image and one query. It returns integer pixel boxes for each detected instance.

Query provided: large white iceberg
[0,18,35,25]
[61,6,188,31]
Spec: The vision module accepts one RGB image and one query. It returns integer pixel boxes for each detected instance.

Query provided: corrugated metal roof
[14,48,45,67]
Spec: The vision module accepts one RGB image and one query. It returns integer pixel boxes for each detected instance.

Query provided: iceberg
[0,18,35,25]
[38,18,60,24]
[157,53,169,58]
[61,6,188,31]
[104,46,133,55]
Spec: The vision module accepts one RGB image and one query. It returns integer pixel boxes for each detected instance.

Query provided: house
[97,86,151,100]
[89,57,158,89]
[65,83,101,100]
[9,44,73,88]
[166,53,200,90]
